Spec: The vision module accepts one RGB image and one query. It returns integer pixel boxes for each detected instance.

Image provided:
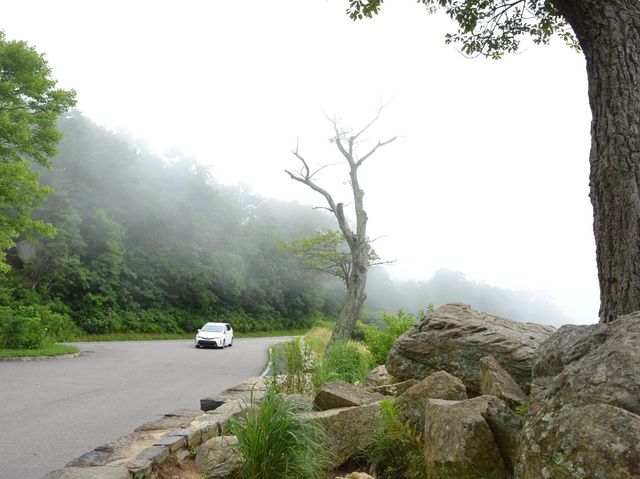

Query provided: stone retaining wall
[42,377,267,479]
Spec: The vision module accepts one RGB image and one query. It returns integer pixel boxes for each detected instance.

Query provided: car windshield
[201,324,224,333]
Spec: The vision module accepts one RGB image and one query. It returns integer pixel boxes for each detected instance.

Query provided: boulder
[387,303,555,394]
[302,401,381,467]
[395,370,467,428]
[423,396,522,479]
[515,404,640,479]
[531,312,640,414]
[515,311,640,478]
[343,473,376,479]
[314,380,383,410]
[364,365,393,388]
[480,355,527,409]
[195,435,241,478]
[367,378,417,396]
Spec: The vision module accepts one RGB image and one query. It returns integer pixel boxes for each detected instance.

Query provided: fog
[3,0,597,325]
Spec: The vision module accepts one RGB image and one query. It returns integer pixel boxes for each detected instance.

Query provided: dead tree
[285,107,397,345]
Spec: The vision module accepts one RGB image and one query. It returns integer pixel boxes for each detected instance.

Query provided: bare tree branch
[351,103,385,143]
[356,136,398,166]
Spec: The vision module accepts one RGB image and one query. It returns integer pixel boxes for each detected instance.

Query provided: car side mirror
[197,329,201,332]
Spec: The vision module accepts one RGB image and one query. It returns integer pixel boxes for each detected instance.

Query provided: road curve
[0,338,285,479]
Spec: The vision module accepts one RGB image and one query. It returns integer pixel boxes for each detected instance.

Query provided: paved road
[0,338,285,479]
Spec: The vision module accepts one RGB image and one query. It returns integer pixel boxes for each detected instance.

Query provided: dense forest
[1,111,570,340]
[2,111,343,335]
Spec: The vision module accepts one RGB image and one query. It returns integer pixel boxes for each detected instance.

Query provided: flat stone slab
[135,410,201,431]
[67,431,159,467]
[200,376,266,411]
[314,380,384,410]
[42,466,129,479]
[154,435,186,452]
[135,445,169,464]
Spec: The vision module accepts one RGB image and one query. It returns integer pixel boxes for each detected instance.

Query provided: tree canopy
[347,0,578,58]
[3,112,342,334]
[0,31,76,272]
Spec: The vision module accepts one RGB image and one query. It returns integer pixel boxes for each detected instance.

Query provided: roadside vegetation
[0,343,78,359]
[230,389,331,479]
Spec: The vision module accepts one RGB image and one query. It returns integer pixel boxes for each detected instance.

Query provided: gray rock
[195,435,241,478]
[515,404,640,479]
[368,378,417,396]
[42,466,130,479]
[135,445,169,464]
[153,435,186,452]
[200,377,266,411]
[387,303,555,394]
[516,311,640,479]
[124,459,152,478]
[532,311,640,414]
[395,370,467,428]
[303,401,381,467]
[480,355,527,409]
[314,380,383,410]
[66,431,157,467]
[364,365,393,388]
[135,409,201,431]
[423,396,522,479]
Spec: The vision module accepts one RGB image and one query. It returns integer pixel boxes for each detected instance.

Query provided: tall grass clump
[365,399,427,478]
[269,337,314,395]
[304,326,332,356]
[229,389,331,479]
[313,340,372,389]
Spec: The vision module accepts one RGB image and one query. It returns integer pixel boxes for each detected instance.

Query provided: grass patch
[0,342,79,359]
[73,328,308,342]
[313,340,372,389]
[364,399,427,479]
[230,389,330,479]
[303,326,332,356]
[75,332,194,342]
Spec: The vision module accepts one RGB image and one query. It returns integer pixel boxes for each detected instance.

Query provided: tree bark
[553,0,640,322]
[331,242,369,342]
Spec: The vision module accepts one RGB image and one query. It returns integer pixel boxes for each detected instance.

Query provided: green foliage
[346,0,579,58]
[365,399,427,479]
[313,340,372,389]
[0,31,76,271]
[0,303,78,349]
[363,309,429,365]
[516,403,528,416]
[280,229,381,284]
[229,389,331,479]
[4,112,341,336]
[269,338,315,395]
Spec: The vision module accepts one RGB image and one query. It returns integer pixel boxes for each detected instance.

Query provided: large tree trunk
[330,243,369,344]
[554,0,640,322]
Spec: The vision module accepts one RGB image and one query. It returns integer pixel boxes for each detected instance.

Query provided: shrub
[229,389,330,479]
[0,304,79,349]
[365,399,427,479]
[364,309,431,365]
[0,307,45,349]
[313,340,372,389]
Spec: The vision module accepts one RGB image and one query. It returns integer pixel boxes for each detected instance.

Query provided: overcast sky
[3,0,597,324]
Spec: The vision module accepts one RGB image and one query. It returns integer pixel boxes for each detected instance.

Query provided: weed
[364,399,427,478]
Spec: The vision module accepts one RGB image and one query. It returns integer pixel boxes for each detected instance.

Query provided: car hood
[197,332,224,338]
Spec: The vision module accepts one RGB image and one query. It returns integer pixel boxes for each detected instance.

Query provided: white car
[195,322,234,349]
